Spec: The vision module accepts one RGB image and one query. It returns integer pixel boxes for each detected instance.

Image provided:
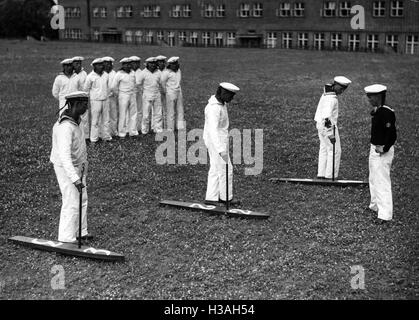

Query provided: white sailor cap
[220,82,240,93]
[120,57,132,63]
[155,55,167,61]
[167,56,179,63]
[71,56,84,62]
[64,91,89,100]
[333,76,352,87]
[364,84,387,94]
[129,56,141,62]
[91,58,104,65]
[102,56,115,62]
[60,58,74,65]
[145,57,157,63]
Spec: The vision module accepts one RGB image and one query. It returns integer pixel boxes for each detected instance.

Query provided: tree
[0,0,58,39]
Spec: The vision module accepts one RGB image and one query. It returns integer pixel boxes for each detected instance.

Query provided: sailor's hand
[324,118,332,128]
[328,135,336,144]
[219,151,228,163]
[375,145,384,154]
[74,179,85,193]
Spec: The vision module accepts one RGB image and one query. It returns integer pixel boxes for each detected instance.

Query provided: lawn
[0,39,418,300]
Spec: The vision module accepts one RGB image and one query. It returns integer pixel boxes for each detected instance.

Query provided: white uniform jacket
[83,71,109,101]
[314,91,338,135]
[52,73,78,103]
[203,95,229,154]
[111,70,135,95]
[73,69,87,91]
[161,69,182,94]
[50,116,87,183]
[106,70,116,97]
[135,69,162,99]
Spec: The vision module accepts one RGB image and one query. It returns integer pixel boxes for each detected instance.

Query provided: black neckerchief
[59,112,80,125]
[215,96,225,105]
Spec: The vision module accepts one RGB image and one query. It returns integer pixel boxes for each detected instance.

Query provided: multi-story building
[60,0,419,54]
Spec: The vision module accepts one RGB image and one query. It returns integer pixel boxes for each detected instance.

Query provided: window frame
[266,32,277,48]
[373,1,386,17]
[279,3,292,17]
[239,3,251,18]
[390,0,404,17]
[331,33,343,50]
[323,1,337,17]
[216,4,226,17]
[282,32,293,49]
[252,3,263,18]
[339,1,352,17]
[314,33,325,50]
[294,2,305,17]
[183,4,192,17]
[298,32,309,49]
[348,33,360,51]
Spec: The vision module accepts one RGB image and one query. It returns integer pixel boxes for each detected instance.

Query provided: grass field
[0,39,418,300]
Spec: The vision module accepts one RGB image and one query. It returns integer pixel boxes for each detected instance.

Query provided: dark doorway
[238,35,263,48]
[102,32,122,43]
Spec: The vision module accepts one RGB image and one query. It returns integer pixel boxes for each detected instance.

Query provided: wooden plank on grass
[160,200,270,219]
[9,236,124,262]
[269,177,368,187]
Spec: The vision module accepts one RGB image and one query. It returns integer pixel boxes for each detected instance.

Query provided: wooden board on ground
[9,236,125,262]
[160,199,270,219]
[269,177,368,187]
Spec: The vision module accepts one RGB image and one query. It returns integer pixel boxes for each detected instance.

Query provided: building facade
[59,0,419,54]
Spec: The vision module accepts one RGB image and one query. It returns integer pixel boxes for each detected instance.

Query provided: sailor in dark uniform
[365,84,397,222]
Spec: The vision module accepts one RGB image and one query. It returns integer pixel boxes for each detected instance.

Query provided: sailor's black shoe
[76,234,94,241]
[218,199,241,207]
[204,200,220,206]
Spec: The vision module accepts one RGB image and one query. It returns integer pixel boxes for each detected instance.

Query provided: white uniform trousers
[107,96,118,137]
[141,95,163,134]
[135,91,143,132]
[369,145,394,221]
[118,92,138,137]
[166,91,185,131]
[54,164,88,242]
[90,100,111,142]
[205,142,233,202]
[317,126,341,178]
[160,92,166,130]
[80,111,90,140]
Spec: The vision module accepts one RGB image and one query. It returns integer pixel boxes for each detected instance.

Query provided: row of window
[63,28,82,39]
[64,29,418,54]
[65,1,406,19]
[119,30,237,47]
[322,0,403,17]
[265,32,418,53]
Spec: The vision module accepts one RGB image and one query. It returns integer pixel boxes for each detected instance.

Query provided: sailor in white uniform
[52,58,78,114]
[365,84,397,223]
[111,57,138,138]
[161,56,185,131]
[102,56,118,137]
[314,76,351,179]
[71,56,89,139]
[136,57,163,134]
[130,56,143,133]
[155,55,167,130]
[50,91,90,243]
[83,58,111,143]
[203,82,240,206]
